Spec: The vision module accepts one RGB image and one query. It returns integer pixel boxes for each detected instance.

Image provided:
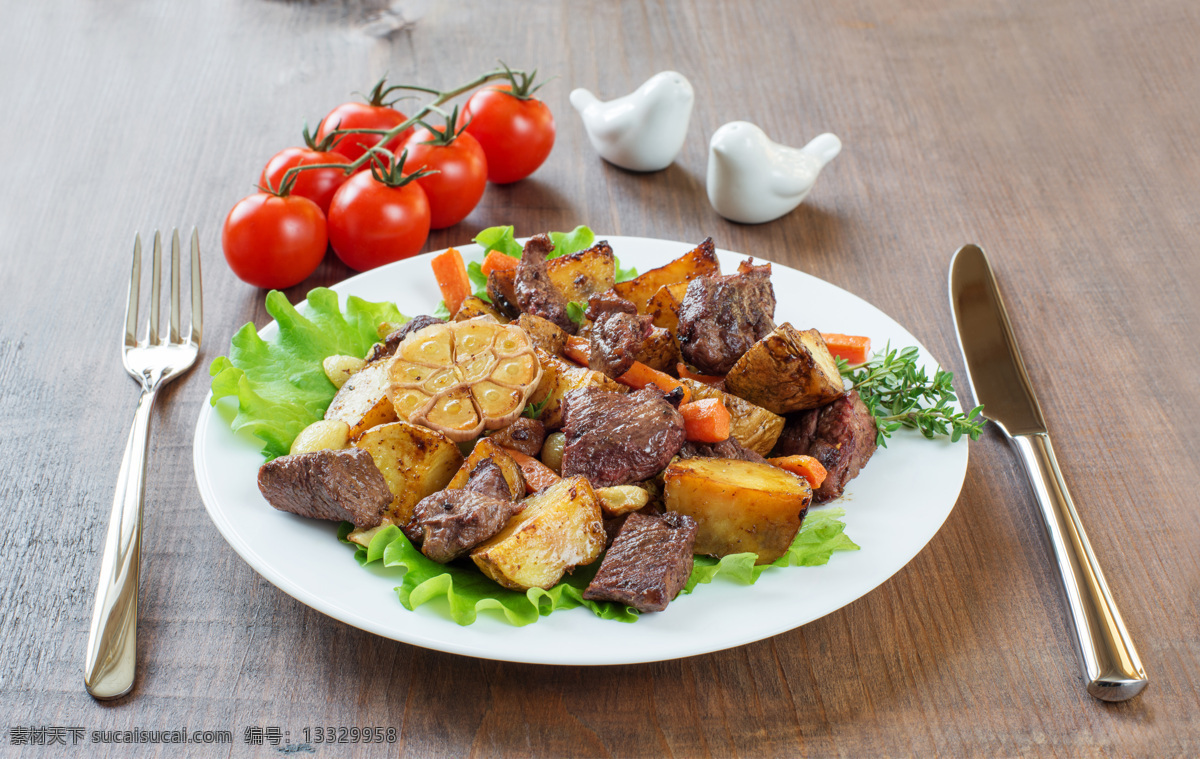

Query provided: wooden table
[2,1,1197,755]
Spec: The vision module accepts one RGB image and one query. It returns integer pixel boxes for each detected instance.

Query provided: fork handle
[84,385,158,699]
[1011,432,1148,701]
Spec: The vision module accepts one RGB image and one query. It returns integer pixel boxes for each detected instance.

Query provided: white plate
[193,236,969,665]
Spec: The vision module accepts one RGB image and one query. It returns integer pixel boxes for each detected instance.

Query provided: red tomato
[222,194,327,289]
[326,171,430,271]
[259,147,351,213]
[402,126,488,229]
[461,84,555,184]
[316,103,413,165]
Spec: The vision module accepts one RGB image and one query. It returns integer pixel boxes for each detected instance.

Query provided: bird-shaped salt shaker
[706,121,841,224]
[569,71,694,172]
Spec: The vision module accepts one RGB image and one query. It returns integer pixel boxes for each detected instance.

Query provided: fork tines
[127,229,202,349]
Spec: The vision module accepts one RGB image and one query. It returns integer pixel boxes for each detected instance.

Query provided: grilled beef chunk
[514,234,576,334]
[770,408,821,458]
[561,387,686,487]
[677,437,768,465]
[487,268,521,318]
[585,293,653,377]
[488,417,546,458]
[677,259,776,375]
[404,459,525,563]
[808,390,877,502]
[366,315,446,364]
[583,511,697,612]
[257,448,391,529]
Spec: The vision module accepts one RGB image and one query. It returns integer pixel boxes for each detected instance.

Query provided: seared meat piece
[807,390,878,502]
[677,259,776,375]
[403,489,525,563]
[487,268,521,319]
[561,387,686,487]
[366,315,446,364]
[514,234,576,334]
[583,511,697,612]
[404,459,525,563]
[488,417,546,458]
[585,292,653,377]
[677,437,768,465]
[770,408,821,458]
[257,448,391,529]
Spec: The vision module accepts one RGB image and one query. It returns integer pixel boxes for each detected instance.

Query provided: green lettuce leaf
[473,224,596,261]
[683,507,860,593]
[209,288,407,459]
[615,256,638,283]
[547,225,595,258]
[351,506,857,626]
[466,260,491,302]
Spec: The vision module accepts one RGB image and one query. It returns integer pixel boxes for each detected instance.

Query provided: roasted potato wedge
[454,296,508,323]
[516,313,569,355]
[647,281,690,333]
[679,378,784,456]
[445,437,525,500]
[353,421,464,525]
[663,457,811,564]
[527,348,627,428]
[471,476,606,590]
[633,326,682,373]
[547,241,616,304]
[324,360,398,438]
[613,238,719,313]
[724,324,845,414]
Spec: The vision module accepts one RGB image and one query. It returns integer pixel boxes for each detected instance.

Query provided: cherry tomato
[461,84,555,184]
[402,125,487,229]
[222,193,327,289]
[259,147,351,213]
[316,103,412,166]
[327,171,430,271]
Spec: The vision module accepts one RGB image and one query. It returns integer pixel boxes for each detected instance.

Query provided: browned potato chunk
[647,281,690,334]
[546,242,616,304]
[527,348,627,429]
[324,361,398,438]
[471,476,606,590]
[516,313,569,355]
[679,378,784,456]
[613,238,719,313]
[445,437,525,500]
[454,296,509,323]
[633,326,681,373]
[724,324,845,414]
[663,458,811,564]
[353,421,464,525]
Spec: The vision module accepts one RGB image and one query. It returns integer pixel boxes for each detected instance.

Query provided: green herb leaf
[209,289,407,459]
[432,300,451,320]
[473,225,523,258]
[839,344,986,447]
[614,256,638,283]
[466,260,491,302]
[547,225,595,259]
[565,301,586,325]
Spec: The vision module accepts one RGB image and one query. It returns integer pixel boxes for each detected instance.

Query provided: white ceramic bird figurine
[569,71,694,172]
[706,121,842,224]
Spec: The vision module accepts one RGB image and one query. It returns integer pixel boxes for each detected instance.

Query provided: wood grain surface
[1,0,1198,756]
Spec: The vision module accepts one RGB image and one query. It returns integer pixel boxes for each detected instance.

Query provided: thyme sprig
[837,345,985,448]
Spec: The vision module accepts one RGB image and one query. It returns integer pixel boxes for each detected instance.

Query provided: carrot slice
[431,247,470,316]
[820,333,871,364]
[768,455,828,489]
[564,335,590,366]
[679,398,731,443]
[502,447,562,493]
[676,362,724,385]
[617,361,691,404]
[480,250,520,277]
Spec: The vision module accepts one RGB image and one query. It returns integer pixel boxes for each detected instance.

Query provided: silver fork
[84,229,202,700]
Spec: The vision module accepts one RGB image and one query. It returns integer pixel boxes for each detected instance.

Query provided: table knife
[949,243,1148,702]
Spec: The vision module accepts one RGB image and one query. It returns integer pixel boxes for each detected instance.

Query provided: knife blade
[949,244,1148,702]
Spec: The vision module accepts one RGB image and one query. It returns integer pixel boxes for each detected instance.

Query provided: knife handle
[1011,432,1148,701]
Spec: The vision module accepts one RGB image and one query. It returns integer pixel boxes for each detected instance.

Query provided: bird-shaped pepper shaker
[569,71,694,172]
[706,121,841,224]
